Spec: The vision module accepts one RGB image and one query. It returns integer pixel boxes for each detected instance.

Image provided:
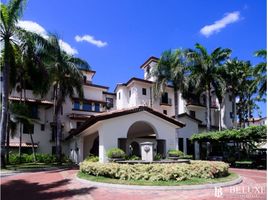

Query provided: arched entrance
[83,132,99,159]
[126,121,161,157]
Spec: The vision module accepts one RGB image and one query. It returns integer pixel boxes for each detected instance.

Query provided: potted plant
[106,148,126,162]
[168,149,184,160]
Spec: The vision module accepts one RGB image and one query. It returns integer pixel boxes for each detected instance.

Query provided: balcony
[186,99,218,109]
[160,98,172,106]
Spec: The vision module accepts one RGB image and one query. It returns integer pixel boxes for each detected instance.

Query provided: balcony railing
[187,99,218,108]
[160,98,172,106]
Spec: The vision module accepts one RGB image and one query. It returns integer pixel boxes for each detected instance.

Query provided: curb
[76,175,243,191]
[0,166,77,177]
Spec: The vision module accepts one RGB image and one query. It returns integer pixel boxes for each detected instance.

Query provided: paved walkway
[1,167,266,200]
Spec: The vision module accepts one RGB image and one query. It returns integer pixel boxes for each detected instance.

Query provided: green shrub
[168,149,184,157]
[106,148,125,158]
[154,153,162,161]
[125,155,140,160]
[80,160,229,181]
[9,153,57,164]
[85,154,99,162]
[180,155,193,159]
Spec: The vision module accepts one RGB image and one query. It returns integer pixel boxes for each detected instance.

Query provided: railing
[160,98,172,106]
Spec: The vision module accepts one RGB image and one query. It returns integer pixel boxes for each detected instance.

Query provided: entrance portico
[66,106,185,163]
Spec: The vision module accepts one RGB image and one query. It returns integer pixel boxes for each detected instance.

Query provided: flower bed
[80,160,229,181]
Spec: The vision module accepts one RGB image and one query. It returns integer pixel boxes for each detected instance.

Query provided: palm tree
[151,49,188,120]
[223,59,255,128]
[9,102,37,162]
[0,0,27,168]
[252,49,266,98]
[186,43,231,131]
[46,35,89,163]
[213,70,225,131]
[0,0,50,167]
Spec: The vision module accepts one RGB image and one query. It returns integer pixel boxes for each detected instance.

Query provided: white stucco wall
[78,111,180,163]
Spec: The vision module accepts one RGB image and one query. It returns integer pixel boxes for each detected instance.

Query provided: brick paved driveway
[1,167,266,200]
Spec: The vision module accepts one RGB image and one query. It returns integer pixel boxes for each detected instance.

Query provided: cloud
[17,20,78,55]
[17,20,48,38]
[200,11,240,37]
[75,35,107,48]
[59,39,78,55]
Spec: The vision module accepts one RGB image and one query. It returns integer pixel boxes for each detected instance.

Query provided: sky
[4,0,267,117]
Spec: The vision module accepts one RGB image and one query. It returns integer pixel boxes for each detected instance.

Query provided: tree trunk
[55,84,63,163]
[206,88,211,131]
[0,40,11,168]
[219,105,222,131]
[55,110,62,163]
[30,133,36,162]
[6,115,10,164]
[19,80,23,163]
[232,94,237,129]
[174,90,179,120]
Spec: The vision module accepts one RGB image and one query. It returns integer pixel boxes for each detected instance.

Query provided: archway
[130,141,140,156]
[83,132,99,159]
[126,121,160,156]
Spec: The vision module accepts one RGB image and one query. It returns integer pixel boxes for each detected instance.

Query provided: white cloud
[75,35,107,48]
[17,20,48,38]
[200,11,240,37]
[17,20,78,55]
[59,39,78,55]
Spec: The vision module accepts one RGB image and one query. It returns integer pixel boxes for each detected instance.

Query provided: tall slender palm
[0,0,27,168]
[223,59,251,128]
[186,43,231,131]
[252,49,266,98]
[14,32,50,162]
[46,35,89,162]
[151,49,188,120]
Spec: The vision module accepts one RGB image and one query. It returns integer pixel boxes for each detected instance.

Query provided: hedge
[191,126,266,142]
[80,160,229,181]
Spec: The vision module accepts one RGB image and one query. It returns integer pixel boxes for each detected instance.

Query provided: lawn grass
[77,171,239,186]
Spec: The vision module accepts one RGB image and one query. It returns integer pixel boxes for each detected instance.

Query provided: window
[73,101,80,110]
[41,124,45,131]
[230,112,233,119]
[83,76,87,83]
[95,103,100,112]
[186,138,194,155]
[118,92,121,100]
[146,66,151,74]
[178,138,184,152]
[23,123,34,134]
[142,88,147,95]
[82,103,91,111]
[129,90,131,97]
[189,110,196,118]
[163,110,167,115]
[106,98,114,108]
[52,146,56,155]
[161,92,168,104]
[30,105,38,119]
[51,128,56,141]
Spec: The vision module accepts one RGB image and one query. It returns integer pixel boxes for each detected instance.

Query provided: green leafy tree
[46,35,89,163]
[252,49,266,99]
[186,43,231,131]
[151,49,188,120]
[0,0,27,168]
[0,0,50,167]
